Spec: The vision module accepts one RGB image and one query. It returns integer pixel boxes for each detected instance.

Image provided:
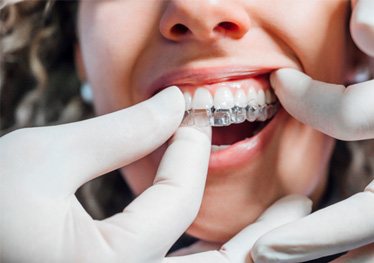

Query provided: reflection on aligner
[182,103,279,127]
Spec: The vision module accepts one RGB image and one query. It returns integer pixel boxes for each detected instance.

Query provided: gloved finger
[165,195,312,263]
[224,195,312,263]
[270,68,374,141]
[3,86,185,196]
[351,0,374,57]
[251,183,374,263]
[98,126,211,261]
[331,243,374,263]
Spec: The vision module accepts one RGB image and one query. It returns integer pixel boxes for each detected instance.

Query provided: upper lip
[148,66,276,96]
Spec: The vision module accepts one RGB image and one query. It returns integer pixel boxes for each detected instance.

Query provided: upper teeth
[183,92,192,111]
[181,85,279,127]
[191,88,213,109]
[214,87,234,109]
[234,89,247,108]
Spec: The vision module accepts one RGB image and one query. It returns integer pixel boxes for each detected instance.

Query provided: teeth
[191,88,213,126]
[257,89,266,106]
[183,92,192,111]
[231,89,248,124]
[181,86,279,127]
[212,87,234,126]
[246,104,258,122]
[192,88,213,109]
[247,87,257,106]
[214,87,234,109]
[257,106,267,121]
[234,89,248,107]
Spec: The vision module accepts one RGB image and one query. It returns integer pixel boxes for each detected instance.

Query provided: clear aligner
[182,102,279,127]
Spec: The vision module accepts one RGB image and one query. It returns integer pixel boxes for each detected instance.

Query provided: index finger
[98,126,212,260]
[7,86,185,196]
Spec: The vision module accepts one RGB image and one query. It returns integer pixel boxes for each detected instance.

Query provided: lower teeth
[211,145,230,152]
[182,103,279,127]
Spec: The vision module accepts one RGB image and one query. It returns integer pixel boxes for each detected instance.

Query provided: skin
[76,0,353,243]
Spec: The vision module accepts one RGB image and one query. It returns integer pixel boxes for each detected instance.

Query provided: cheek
[297,19,349,83]
[263,1,350,82]
[78,2,161,114]
[277,118,335,197]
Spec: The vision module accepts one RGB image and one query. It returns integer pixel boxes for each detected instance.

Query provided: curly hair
[0,0,132,219]
[1,1,374,221]
[0,0,88,133]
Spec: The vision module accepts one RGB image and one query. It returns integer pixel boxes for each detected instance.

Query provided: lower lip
[208,108,287,171]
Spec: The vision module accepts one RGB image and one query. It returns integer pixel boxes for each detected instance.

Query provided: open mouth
[148,67,282,166]
[178,73,279,152]
[211,119,271,151]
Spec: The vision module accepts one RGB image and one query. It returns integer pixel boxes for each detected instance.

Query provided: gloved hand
[0,85,313,263]
[250,1,374,262]
[0,87,214,263]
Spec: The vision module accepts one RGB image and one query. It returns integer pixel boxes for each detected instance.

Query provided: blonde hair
[1,1,373,218]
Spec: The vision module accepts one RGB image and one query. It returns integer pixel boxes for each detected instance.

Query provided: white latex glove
[0,87,214,262]
[351,0,374,57]
[165,195,312,263]
[250,1,374,262]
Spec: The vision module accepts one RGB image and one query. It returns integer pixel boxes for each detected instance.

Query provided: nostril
[217,21,239,32]
[214,21,247,39]
[171,23,190,36]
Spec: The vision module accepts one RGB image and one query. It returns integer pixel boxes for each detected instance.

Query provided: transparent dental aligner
[182,102,280,127]
[181,86,280,127]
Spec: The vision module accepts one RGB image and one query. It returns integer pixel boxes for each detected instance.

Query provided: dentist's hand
[0,87,213,263]
[251,70,374,263]
[165,195,312,263]
[250,1,374,261]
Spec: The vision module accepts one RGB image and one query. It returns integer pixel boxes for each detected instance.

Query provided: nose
[160,0,251,42]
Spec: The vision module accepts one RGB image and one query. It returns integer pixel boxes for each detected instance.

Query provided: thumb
[270,68,374,140]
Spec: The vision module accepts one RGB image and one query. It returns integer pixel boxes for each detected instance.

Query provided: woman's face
[77,0,350,242]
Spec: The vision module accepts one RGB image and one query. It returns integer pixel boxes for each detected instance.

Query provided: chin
[185,113,333,243]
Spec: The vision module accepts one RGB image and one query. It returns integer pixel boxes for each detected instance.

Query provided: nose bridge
[160,0,251,42]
